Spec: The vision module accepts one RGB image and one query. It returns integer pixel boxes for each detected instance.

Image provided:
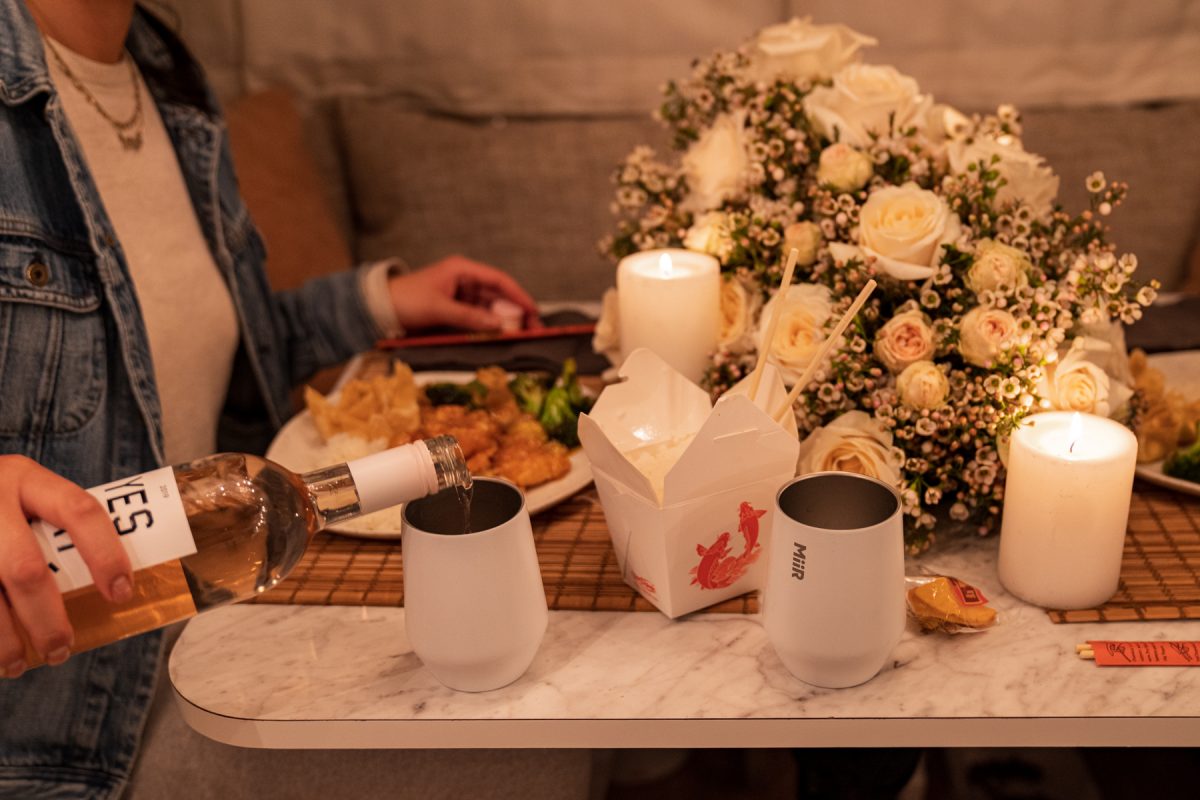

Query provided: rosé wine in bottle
[21,436,470,666]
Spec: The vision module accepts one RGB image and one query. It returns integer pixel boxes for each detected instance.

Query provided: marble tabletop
[170,534,1200,749]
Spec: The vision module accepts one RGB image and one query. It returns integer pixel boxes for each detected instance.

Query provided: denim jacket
[0,2,380,796]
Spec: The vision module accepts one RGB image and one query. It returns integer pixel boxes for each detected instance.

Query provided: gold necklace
[42,35,144,151]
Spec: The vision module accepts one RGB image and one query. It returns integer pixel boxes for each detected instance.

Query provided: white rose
[874,310,936,373]
[916,103,972,165]
[1043,337,1134,418]
[743,17,876,84]
[922,103,972,144]
[966,239,1031,295]
[718,275,762,352]
[680,110,750,214]
[896,360,949,409]
[755,283,834,385]
[858,182,962,280]
[958,306,1018,367]
[592,287,621,366]
[948,135,1060,219]
[816,143,873,192]
[797,410,903,486]
[684,211,734,260]
[802,63,932,149]
[783,221,822,266]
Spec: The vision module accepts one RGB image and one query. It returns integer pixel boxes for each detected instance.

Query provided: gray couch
[317,97,1200,300]
[168,0,1200,298]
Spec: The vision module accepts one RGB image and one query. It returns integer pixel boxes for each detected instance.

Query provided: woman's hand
[387,255,540,332]
[0,456,132,677]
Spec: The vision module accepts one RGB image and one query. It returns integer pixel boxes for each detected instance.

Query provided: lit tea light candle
[998,411,1138,609]
[617,249,720,382]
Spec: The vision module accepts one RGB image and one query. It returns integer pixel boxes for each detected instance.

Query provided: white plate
[266,368,593,539]
[1135,351,1200,496]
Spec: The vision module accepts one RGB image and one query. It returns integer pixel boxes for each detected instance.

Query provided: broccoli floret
[556,358,584,409]
[508,373,548,416]
[1164,427,1200,484]
[539,385,580,447]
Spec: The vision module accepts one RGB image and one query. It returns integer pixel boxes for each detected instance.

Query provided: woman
[0,1,591,797]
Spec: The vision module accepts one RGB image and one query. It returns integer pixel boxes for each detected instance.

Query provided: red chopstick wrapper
[1085,641,1200,666]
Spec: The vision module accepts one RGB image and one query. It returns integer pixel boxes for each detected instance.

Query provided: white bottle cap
[345,441,440,515]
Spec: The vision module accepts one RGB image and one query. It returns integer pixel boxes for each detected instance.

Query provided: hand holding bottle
[0,455,134,679]
[1,438,470,673]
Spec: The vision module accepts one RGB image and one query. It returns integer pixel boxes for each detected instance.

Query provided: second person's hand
[387,255,541,333]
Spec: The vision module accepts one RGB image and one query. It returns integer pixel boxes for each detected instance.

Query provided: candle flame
[658,252,674,278]
[1068,412,1083,455]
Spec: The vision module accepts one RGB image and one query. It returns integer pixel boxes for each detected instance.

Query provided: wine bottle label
[31,466,197,593]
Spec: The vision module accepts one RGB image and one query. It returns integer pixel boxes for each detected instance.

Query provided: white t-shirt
[45,38,242,465]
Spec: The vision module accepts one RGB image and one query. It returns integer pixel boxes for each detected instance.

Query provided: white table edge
[170,532,1200,751]
[169,686,1200,749]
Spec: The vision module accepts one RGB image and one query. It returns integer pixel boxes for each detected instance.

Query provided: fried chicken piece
[1138,398,1184,463]
[418,405,501,463]
[504,413,549,446]
[488,439,571,488]
[474,366,522,426]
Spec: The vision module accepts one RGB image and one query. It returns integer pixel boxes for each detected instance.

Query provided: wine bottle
[22,436,470,666]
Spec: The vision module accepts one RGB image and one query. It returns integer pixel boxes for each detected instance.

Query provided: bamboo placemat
[252,488,758,614]
[273,352,1200,621]
[1047,482,1200,623]
[256,481,1200,621]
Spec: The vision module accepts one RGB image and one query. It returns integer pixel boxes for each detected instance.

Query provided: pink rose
[874,310,935,373]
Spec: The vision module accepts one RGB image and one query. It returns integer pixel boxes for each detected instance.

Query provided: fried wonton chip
[303,362,421,444]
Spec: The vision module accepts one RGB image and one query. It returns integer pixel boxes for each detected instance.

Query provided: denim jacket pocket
[0,238,107,437]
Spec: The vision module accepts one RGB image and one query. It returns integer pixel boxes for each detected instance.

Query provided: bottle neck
[300,463,362,529]
[300,437,470,528]
[424,435,473,494]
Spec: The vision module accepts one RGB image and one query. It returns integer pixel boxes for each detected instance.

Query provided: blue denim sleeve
[270,265,382,386]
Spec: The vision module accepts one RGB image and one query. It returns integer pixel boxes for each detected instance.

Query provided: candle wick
[1069,439,1076,455]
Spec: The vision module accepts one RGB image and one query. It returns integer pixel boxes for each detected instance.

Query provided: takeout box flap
[661,393,800,505]
[724,363,799,440]
[584,348,713,451]
[578,413,657,500]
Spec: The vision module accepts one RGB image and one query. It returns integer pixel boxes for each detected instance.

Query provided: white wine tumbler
[401,478,548,692]
[763,472,905,689]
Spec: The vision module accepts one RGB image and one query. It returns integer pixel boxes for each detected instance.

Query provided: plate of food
[266,357,595,537]
[1132,350,1200,495]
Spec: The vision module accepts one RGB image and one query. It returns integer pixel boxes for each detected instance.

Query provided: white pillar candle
[998,411,1138,609]
[617,249,720,383]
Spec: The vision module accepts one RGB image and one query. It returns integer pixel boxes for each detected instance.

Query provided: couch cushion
[337,100,664,301]
[338,97,1200,301]
[1019,101,1200,290]
[226,89,355,290]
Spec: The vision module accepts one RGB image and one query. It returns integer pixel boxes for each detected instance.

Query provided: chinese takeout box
[578,349,800,618]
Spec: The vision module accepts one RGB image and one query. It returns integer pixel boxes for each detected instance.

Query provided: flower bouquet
[599,18,1158,550]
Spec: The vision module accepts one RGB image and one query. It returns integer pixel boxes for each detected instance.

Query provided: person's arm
[0,457,133,677]
[271,255,541,386]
